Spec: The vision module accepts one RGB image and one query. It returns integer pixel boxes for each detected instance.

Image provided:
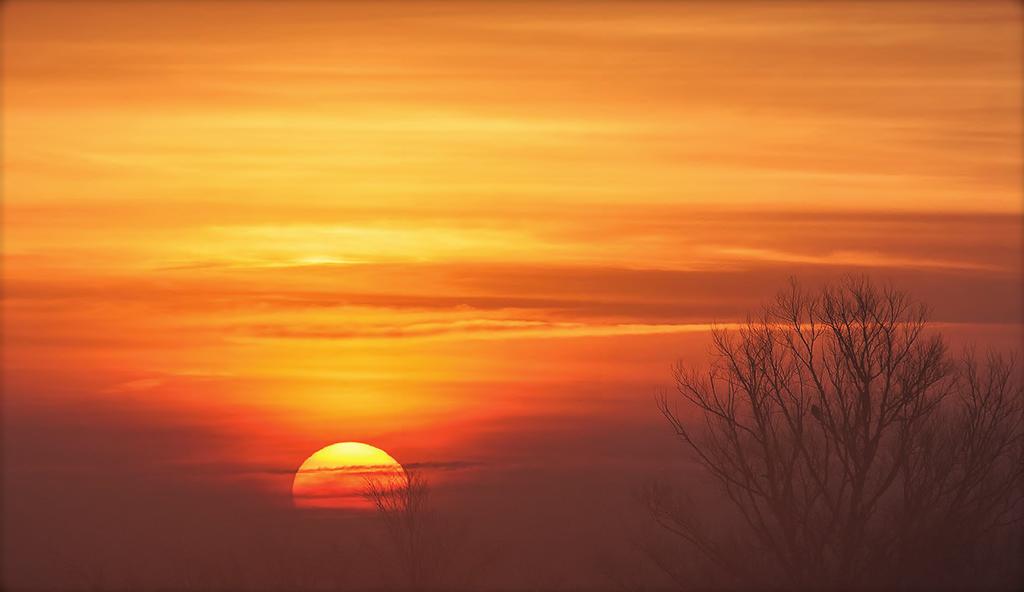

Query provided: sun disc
[291,442,404,509]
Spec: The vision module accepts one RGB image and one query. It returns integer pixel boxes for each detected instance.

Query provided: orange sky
[3,0,1022,502]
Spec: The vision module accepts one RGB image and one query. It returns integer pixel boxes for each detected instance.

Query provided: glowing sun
[292,442,404,510]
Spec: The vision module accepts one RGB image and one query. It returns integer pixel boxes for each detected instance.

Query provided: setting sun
[292,442,404,510]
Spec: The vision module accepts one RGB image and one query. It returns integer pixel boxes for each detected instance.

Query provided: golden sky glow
[3,1,1022,501]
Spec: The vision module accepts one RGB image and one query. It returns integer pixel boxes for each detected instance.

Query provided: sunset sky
[3,1,1022,588]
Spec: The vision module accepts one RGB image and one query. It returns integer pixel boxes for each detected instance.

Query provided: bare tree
[364,470,433,589]
[363,469,481,590]
[647,277,1023,589]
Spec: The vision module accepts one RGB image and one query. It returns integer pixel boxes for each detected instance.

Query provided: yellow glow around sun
[291,442,404,510]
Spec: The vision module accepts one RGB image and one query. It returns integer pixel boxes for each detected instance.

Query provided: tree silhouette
[363,470,432,589]
[647,277,1023,589]
[363,469,481,590]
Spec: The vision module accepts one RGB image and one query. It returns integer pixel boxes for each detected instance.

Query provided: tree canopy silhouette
[647,277,1023,589]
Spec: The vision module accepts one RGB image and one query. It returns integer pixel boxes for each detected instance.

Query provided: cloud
[101,378,165,393]
[174,460,486,477]
[701,246,1005,272]
[232,319,726,343]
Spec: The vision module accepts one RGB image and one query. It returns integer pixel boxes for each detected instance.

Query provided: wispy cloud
[702,246,1006,272]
